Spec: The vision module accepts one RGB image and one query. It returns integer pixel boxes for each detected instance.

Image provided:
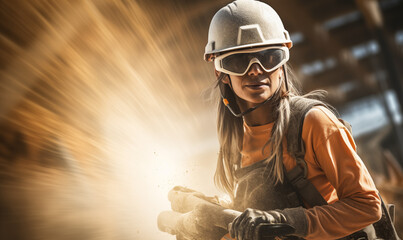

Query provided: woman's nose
[247,63,264,76]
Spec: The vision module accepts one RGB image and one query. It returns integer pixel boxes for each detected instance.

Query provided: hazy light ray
[0,0,88,119]
[1,1,220,240]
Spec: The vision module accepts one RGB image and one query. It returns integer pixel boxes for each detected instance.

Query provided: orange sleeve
[301,106,382,240]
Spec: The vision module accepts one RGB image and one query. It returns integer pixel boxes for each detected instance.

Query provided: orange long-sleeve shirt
[240,106,381,239]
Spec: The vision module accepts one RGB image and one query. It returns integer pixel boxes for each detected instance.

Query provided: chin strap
[218,65,288,118]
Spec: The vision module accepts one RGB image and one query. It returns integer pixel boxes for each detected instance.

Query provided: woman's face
[222,63,283,107]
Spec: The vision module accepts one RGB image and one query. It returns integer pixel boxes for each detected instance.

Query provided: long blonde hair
[214,63,303,199]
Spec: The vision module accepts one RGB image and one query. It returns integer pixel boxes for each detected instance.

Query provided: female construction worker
[202,0,399,239]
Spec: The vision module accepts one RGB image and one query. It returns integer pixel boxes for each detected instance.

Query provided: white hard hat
[204,0,292,61]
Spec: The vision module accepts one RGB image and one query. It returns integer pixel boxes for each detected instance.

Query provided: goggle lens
[216,47,288,75]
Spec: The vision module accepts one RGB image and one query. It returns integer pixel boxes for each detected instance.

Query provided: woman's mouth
[245,83,269,89]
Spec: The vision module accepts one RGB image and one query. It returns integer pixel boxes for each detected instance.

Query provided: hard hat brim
[204,40,292,62]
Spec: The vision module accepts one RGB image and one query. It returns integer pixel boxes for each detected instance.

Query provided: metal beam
[271,0,377,97]
[356,0,403,163]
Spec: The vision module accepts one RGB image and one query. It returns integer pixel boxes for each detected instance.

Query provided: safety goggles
[214,46,289,76]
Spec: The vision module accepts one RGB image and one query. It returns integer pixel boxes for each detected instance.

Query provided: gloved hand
[229,207,308,240]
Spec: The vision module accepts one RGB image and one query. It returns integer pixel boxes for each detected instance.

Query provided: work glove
[229,207,308,240]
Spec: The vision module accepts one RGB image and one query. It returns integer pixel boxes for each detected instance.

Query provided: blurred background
[0,0,402,239]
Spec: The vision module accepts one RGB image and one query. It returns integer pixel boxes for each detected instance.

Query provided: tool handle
[255,223,296,240]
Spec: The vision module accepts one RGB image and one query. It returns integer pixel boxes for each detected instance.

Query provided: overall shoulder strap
[286,96,328,207]
[286,96,331,157]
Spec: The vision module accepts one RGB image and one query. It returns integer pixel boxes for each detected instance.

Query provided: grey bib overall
[231,96,400,240]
